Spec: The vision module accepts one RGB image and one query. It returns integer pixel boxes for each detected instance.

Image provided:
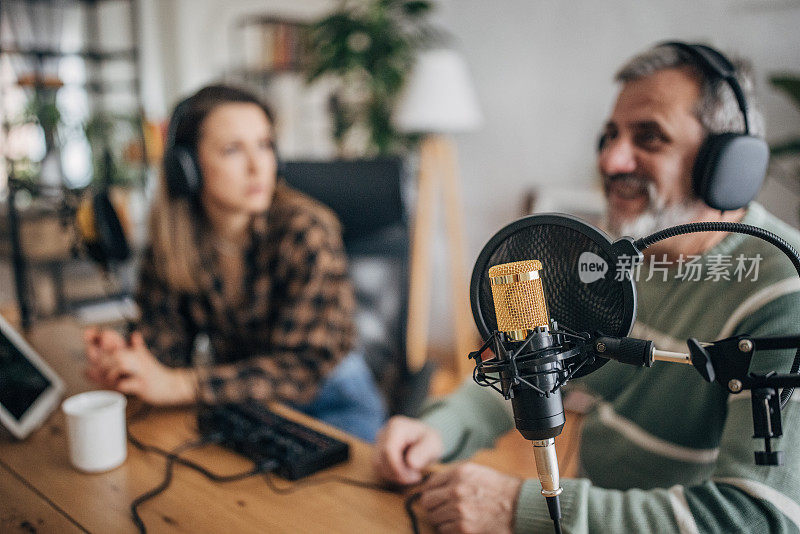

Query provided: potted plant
[83,112,147,189]
[304,0,438,156]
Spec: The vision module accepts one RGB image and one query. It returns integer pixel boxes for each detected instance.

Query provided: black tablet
[0,315,64,439]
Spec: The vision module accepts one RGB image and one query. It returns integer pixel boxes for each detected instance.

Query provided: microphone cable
[128,432,269,482]
[127,418,473,533]
[128,432,275,534]
[261,470,424,534]
[128,429,431,534]
[634,221,800,408]
[259,430,472,534]
[130,436,207,534]
[547,495,563,534]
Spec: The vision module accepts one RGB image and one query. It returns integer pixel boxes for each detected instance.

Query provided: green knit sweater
[422,203,800,533]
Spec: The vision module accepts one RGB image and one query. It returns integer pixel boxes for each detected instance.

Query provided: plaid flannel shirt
[135,182,356,405]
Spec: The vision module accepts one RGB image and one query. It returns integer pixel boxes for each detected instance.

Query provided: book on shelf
[242,20,306,72]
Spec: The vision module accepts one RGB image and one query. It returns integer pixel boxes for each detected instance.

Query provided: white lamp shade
[394,49,483,134]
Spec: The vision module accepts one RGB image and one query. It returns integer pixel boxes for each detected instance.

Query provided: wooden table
[0,318,582,533]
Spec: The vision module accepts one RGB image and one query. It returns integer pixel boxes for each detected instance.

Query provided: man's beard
[602,176,705,239]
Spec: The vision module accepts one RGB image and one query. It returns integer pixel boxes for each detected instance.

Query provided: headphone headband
[165,96,195,151]
[163,87,283,200]
[659,41,751,134]
[655,42,768,211]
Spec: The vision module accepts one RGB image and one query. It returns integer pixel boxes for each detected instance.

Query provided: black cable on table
[262,470,394,494]
[130,428,439,534]
[262,470,425,533]
[404,491,423,534]
[130,437,206,534]
[128,432,264,482]
[128,434,269,533]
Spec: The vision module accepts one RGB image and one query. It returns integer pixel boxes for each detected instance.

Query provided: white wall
[137,0,335,117]
[433,0,800,255]
[425,0,800,350]
[138,0,800,351]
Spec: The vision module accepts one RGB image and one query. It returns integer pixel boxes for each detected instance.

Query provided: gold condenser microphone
[489,259,563,501]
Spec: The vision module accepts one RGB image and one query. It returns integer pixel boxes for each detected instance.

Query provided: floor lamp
[394,48,483,378]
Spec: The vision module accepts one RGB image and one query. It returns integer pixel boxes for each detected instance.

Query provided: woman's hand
[84,328,197,406]
[84,327,127,389]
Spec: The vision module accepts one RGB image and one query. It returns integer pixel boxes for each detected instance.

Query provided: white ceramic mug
[61,390,127,473]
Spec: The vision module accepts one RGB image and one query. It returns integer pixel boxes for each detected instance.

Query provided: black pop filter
[470,213,638,378]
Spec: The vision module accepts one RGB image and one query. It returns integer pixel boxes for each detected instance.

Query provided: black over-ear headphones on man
[162,93,284,199]
[661,41,770,211]
[599,42,770,211]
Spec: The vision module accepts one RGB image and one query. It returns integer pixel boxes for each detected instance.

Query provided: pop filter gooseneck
[634,221,800,408]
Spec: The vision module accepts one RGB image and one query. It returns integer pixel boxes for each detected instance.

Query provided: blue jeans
[292,352,386,442]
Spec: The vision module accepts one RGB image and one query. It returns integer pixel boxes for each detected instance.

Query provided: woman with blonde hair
[84,84,385,441]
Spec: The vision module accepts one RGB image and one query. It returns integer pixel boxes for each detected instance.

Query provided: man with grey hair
[602,43,765,243]
[374,41,800,533]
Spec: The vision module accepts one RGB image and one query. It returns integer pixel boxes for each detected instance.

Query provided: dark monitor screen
[0,331,51,421]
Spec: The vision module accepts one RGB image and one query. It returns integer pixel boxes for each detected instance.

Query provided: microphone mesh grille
[472,216,634,341]
[487,259,542,277]
[488,260,549,333]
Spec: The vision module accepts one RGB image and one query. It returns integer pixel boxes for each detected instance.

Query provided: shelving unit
[0,0,147,328]
[231,15,309,79]
[226,15,333,159]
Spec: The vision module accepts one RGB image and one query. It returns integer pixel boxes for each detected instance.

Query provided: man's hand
[418,463,522,534]
[374,416,444,485]
[84,329,196,405]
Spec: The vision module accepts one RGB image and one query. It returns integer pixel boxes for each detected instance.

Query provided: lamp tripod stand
[406,134,477,377]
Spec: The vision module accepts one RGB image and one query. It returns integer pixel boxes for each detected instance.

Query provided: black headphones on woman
[162,91,284,199]
[600,42,770,211]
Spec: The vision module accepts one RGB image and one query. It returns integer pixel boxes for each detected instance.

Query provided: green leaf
[402,1,432,16]
[303,0,438,156]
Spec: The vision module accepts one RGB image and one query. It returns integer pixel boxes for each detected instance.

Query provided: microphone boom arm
[592,333,800,466]
[632,221,800,408]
